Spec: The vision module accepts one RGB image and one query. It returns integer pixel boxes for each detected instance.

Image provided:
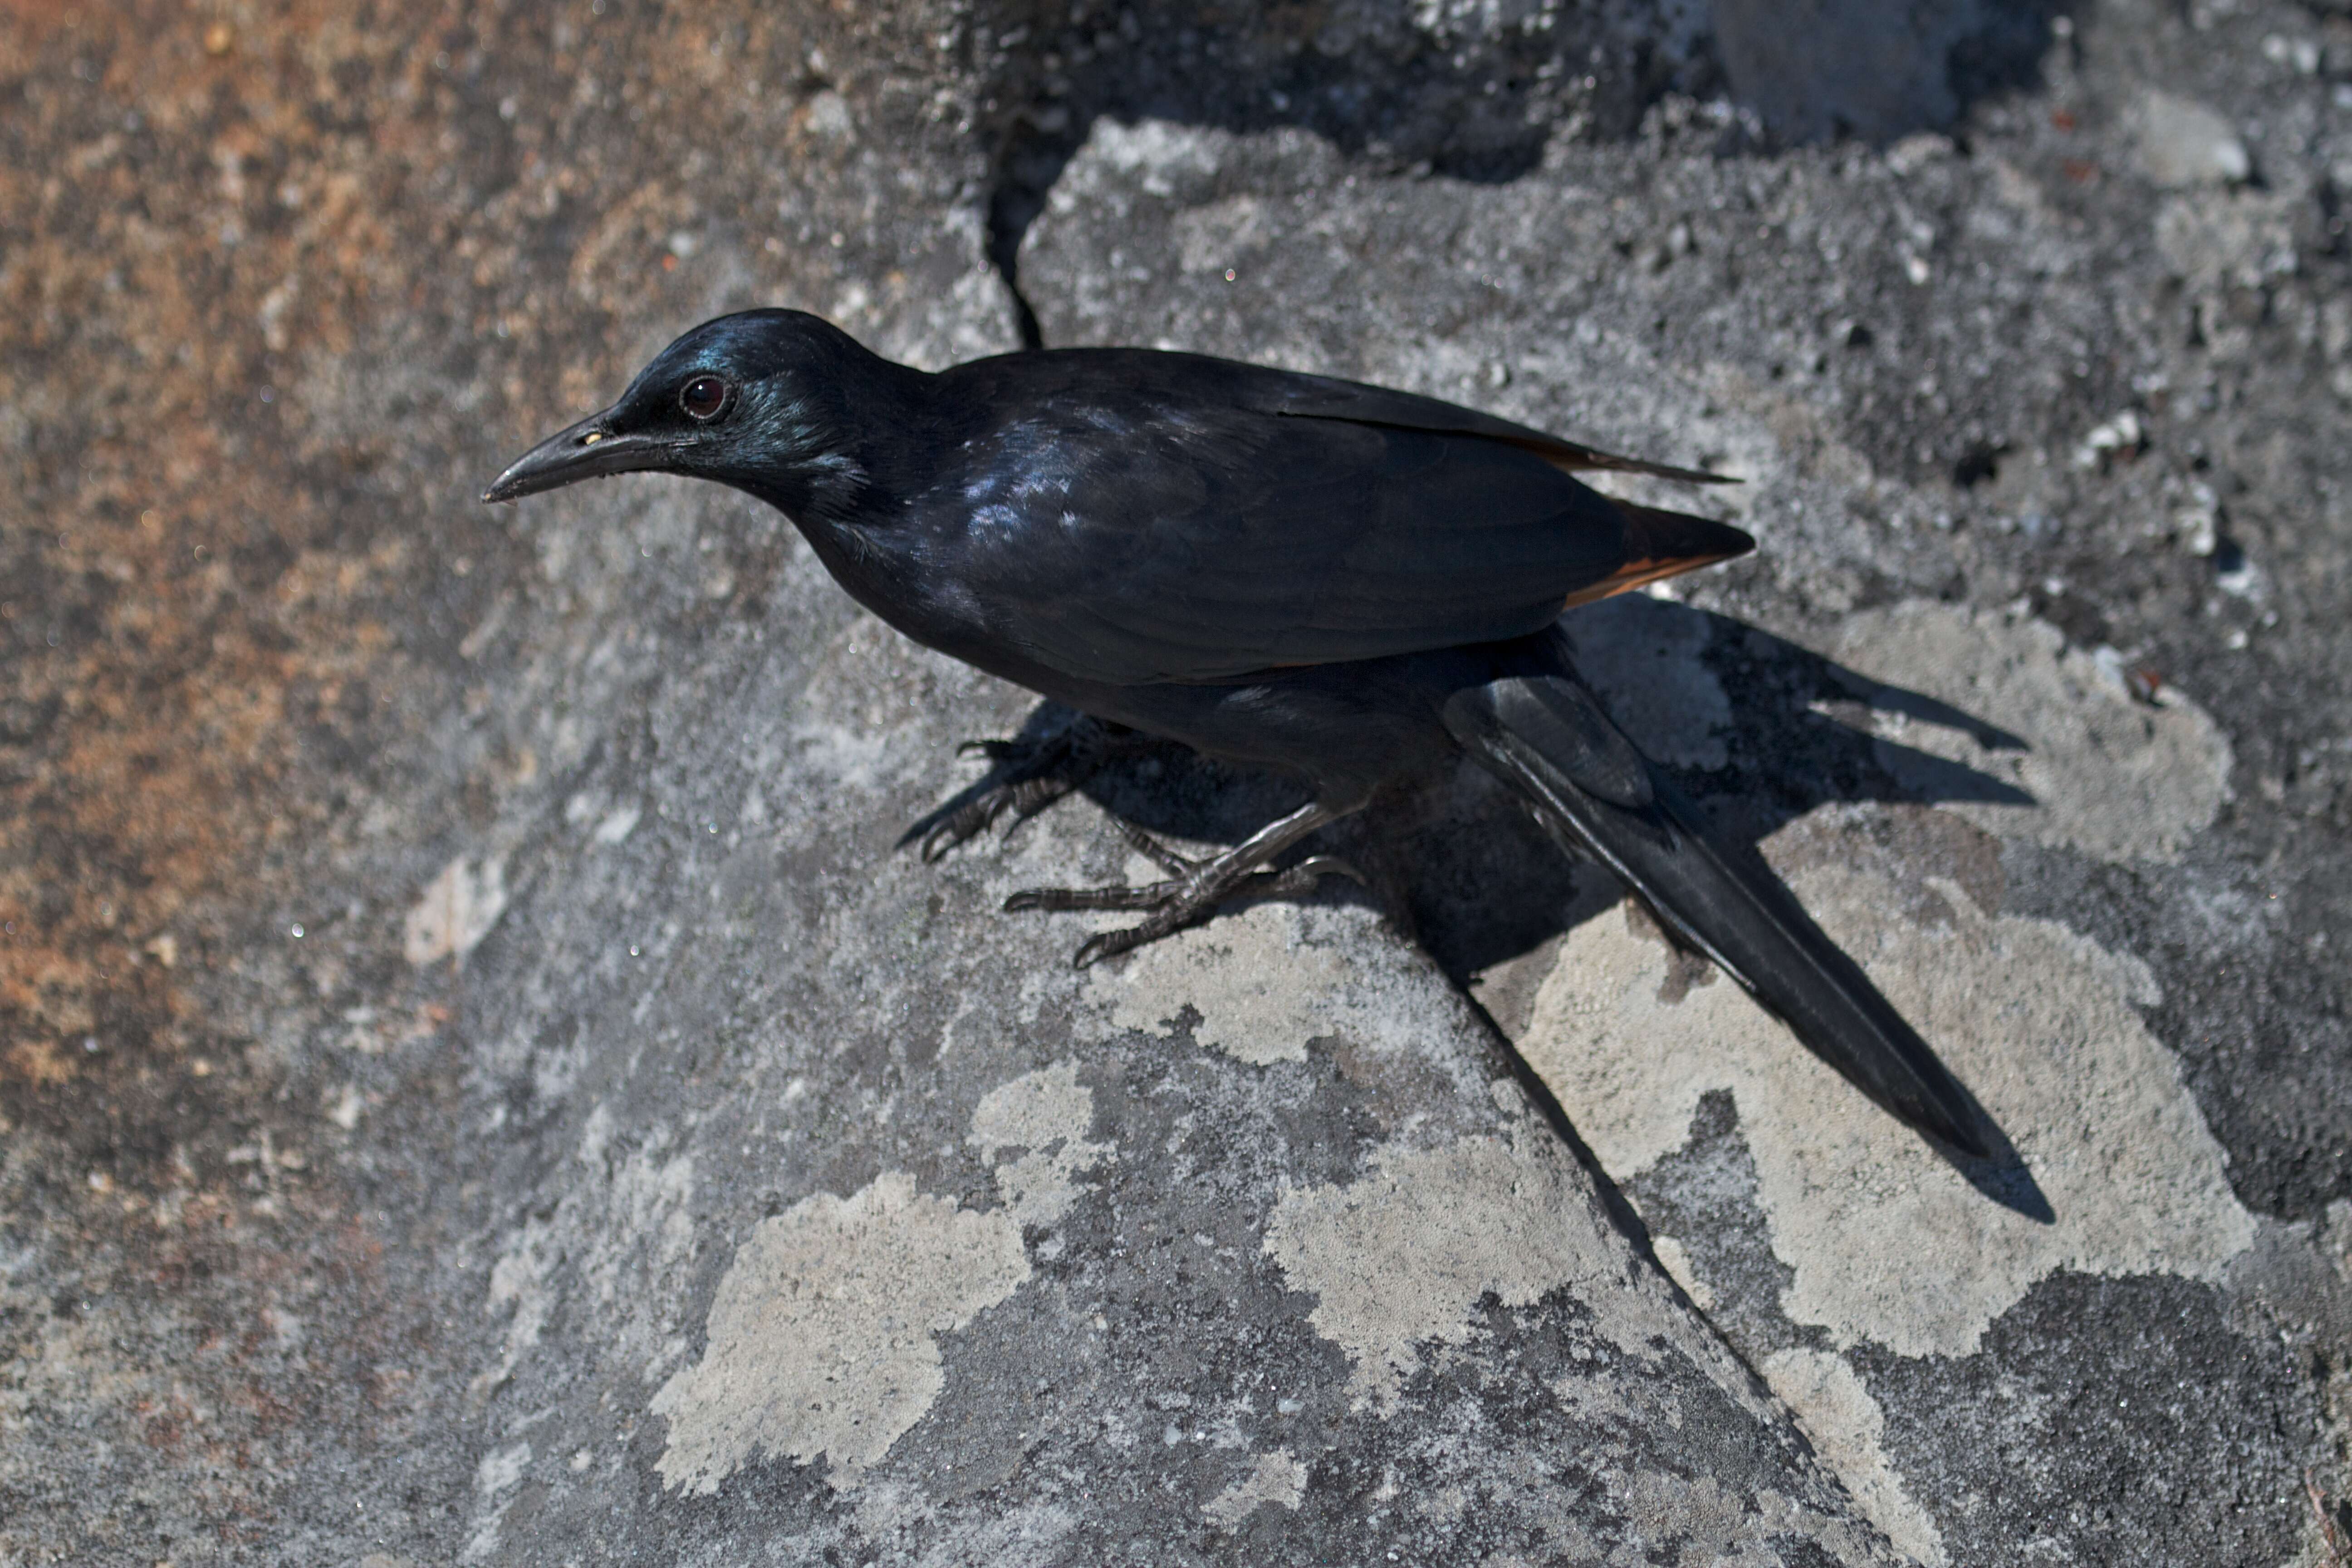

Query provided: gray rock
[0,6,1896,1566]
[1016,2,2352,1547]
[420,547,1895,1563]
[6,0,2349,1563]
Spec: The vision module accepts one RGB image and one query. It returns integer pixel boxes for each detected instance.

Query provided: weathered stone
[0,1,1888,1562]
[1016,0,2352,1548]
[5,0,2349,1563]
[419,601,1892,1562]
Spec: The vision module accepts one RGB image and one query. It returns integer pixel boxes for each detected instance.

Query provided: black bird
[485,309,1989,1158]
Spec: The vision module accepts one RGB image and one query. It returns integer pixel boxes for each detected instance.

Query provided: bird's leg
[1005,800,1365,966]
[899,716,1127,862]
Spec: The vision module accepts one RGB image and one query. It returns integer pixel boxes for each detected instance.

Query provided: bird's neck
[732,455,869,528]
[735,355,939,528]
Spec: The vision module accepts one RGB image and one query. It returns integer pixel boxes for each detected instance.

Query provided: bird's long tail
[1441,629,1989,1158]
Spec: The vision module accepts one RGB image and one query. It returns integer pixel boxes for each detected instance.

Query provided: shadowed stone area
[3,0,2347,1564]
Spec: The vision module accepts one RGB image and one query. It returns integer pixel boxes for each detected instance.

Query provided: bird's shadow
[911,598,2054,1222]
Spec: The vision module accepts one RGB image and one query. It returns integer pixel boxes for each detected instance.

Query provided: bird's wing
[932,370,1749,687]
[1247,371,1736,486]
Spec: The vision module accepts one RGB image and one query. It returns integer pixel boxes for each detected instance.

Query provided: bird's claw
[901,722,1108,861]
[1003,826,1364,966]
[1288,853,1367,888]
[1073,926,1152,969]
[918,774,1075,862]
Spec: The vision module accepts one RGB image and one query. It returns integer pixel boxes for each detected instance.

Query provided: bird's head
[482,309,884,514]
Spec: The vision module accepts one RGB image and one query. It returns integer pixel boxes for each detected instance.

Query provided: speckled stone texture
[2,1,2347,1565]
[1015,3,2352,1559]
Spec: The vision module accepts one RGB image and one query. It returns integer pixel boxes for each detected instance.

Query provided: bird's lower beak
[481,411,667,503]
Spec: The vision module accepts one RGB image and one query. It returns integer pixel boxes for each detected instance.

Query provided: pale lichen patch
[1523,803,2256,1357]
[1092,902,1493,1112]
[1263,1133,1747,1413]
[651,1172,1029,1494]
[1202,1449,1310,1528]
[1099,902,1343,1064]
[968,1061,1115,1228]
[1828,600,2232,864]
[402,854,508,966]
[1618,1473,1899,1568]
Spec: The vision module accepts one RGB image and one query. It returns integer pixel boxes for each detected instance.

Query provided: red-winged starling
[485,308,1991,1158]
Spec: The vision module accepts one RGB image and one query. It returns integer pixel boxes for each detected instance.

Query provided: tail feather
[1443,640,1990,1159]
[1615,501,1756,572]
[1558,503,1756,611]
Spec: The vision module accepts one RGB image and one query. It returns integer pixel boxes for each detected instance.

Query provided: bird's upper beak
[481,409,669,503]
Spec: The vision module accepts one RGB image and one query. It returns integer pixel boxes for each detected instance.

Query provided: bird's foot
[898,718,1119,861]
[1005,817,1363,967]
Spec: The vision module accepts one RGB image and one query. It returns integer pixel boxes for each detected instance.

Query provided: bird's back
[874,349,1743,688]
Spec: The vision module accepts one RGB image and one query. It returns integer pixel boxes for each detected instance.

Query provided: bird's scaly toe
[901,723,1106,859]
[1003,878,1181,914]
[1038,853,1365,966]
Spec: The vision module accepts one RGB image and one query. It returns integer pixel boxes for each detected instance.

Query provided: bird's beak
[481,409,668,503]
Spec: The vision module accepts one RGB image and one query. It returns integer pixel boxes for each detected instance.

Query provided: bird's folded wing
[1249,371,1735,486]
[944,395,1749,687]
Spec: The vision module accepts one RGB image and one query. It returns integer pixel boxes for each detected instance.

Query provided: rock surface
[3,1,2349,1565]
[1017,2,2352,1554]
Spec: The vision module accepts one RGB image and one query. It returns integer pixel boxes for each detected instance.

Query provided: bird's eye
[680,374,730,422]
